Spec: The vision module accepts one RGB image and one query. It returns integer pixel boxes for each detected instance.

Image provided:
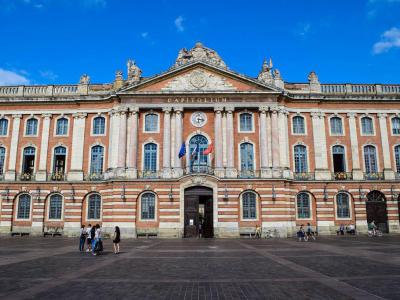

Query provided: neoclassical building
[0,43,400,238]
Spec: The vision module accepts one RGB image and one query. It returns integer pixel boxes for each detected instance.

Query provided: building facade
[0,43,400,238]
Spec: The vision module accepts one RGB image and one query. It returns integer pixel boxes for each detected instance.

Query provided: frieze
[167,97,227,103]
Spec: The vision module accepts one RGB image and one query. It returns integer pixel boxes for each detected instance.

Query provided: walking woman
[79,225,86,252]
[113,226,121,254]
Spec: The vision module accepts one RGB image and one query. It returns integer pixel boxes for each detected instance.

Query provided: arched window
[22,146,36,175]
[17,194,31,219]
[49,194,63,219]
[143,143,157,173]
[395,145,400,174]
[53,146,66,177]
[25,118,38,136]
[292,116,305,134]
[87,194,101,219]
[240,143,254,177]
[297,193,310,219]
[144,113,158,132]
[294,145,308,173]
[93,116,105,135]
[361,117,373,135]
[0,119,8,136]
[56,118,68,135]
[336,193,350,218]
[141,193,155,220]
[392,117,400,135]
[239,113,253,131]
[332,145,346,173]
[364,145,377,173]
[330,117,343,135]
[189,135,209,173]
[242,192,257,219]
[0,147,5,175]
[90,145,104,174]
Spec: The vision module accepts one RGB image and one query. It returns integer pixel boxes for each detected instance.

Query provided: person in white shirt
[86,224,92,252]
[92,224,102,255]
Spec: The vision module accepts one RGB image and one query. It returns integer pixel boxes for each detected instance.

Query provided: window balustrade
[364,172,385,180]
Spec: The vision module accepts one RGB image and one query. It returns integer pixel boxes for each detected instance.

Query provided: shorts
[87,238,91,244]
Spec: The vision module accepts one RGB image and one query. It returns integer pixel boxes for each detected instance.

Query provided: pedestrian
[79,224,86,252]
[337,224,345,235]
[86,224,92,252]
[255,224,261,239]
[113,226,121,254]
[92,224,102,256]
[90,224,96,253]
[297,224,305,242]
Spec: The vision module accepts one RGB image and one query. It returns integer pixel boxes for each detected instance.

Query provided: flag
[190,145,199,160]
[203,143,213,155]
[178,143,186,158]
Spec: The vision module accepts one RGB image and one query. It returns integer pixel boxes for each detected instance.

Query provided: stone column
[347,113,363,180]
[162,107,172,178]
[5,114,22,181]
[278,107,291,178]
[36,113,52,181]
[266,111,272,169]
[225,106,236,177]
[116,109,127,176]
[173,107,183,177]
[126,106,138,178]
[108,110,121,178]
[259,106,270,178]
[68,112,87,181]
[270,106,281,177]
[311,112,330,180]
[378,113,394,179]
[214,106,224,177]
[222,110,227,168]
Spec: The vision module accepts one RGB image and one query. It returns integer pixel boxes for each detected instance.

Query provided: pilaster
[311,111,331,180]
[378,113,395,179]
[162,107,172,178]
[126,106,139,178]
[347,113,363,180]
[173,107,183,177]
[270,106,281,178]
[259,106,271,178]
[36,113,52,181]
[68,112,87,181]
[5,114,22,181]
[225,106,237,178]
[214,106,224,177]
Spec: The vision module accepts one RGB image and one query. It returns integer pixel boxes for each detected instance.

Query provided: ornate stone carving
[127,59,142,83]
[161,70,236,92]
[79,74,90,85]
[308,71,321,93]
[258,58,273,85]
[174,42,227,69]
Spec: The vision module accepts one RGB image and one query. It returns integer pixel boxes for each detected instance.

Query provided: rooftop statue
[127,59,142,83]
[257,58,274,84]
[174,42,227,69]
[79,74,90,85]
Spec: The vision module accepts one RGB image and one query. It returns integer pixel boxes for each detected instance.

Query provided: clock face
[191,111,207,128]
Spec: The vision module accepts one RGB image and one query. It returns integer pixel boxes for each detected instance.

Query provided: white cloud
[40,70,58,81]
[0,68,30,85]
[174,16,185,32]
[373,27,400,54]
[141,32,148,38]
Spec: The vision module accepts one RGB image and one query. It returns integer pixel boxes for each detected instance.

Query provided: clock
[191,111,207,128]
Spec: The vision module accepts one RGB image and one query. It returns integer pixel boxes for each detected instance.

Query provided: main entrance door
[366,190,388,233]
[184,186,213,238]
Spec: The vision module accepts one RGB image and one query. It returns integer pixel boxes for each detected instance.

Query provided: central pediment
[119,62,280,94]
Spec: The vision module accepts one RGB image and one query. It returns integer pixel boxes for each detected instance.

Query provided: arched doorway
[366,190,388,233]
[184,186,213,238]
[188,135,209,173]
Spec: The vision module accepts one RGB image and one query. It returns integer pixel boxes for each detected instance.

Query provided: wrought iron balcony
[49,172,65,181]
[85,173,105,181]
[293,172,315,181]
[19,172,35,181]
[364,172,385,180]
[333,172,353,180]
[137,170,162,179]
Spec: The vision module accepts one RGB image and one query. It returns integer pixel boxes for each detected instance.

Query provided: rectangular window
[239,113,253,131]
[392,118,400,135]
[0,119,8,136]
[361,117,374,135]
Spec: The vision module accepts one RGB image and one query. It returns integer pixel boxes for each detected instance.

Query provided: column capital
[225,105,235,113]
[72,112,87,119]
[214,106,224,113]
[311,111,324,119]
[162,107,172,114]
[377,113,388,119]
[12,114,22,119]
[174,106,184,113]
[278,106,289,115]
[347,112,357,119]
[41,113,52,119]
[270,105,279,113]
[259,106,268,113]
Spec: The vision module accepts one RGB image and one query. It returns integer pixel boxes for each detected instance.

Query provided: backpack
[90,227,95,239]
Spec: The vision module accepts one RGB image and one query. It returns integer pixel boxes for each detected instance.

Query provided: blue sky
[0,0,399,85]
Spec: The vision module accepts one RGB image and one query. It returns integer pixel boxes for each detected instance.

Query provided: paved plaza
[0,236,400,299]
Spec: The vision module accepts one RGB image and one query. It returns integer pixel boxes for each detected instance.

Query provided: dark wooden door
[203,196,213,238]
[184,195,199,238]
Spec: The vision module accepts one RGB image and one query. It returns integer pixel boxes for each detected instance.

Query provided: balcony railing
[237,170,260,178]
[85,173,105,181]
[137,170,162,179]
[333,172,353,180]
[183,166,214,176]
[18,172,35,181]
[293,172,315,181]
[364,172,385,180]
[48,172,66,181]
[0,173,4,181]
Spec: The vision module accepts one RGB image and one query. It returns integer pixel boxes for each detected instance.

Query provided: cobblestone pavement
[0,236,400,299]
